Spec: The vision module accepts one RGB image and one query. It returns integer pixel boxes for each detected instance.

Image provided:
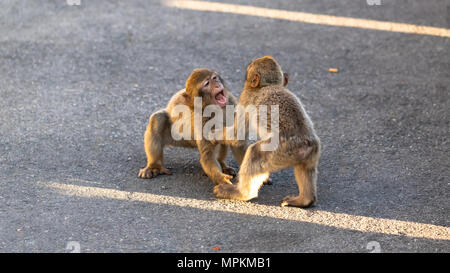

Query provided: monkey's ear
[283,72,289,87]
[182,91,194,107]
[182,91,191,100]
[250,73,260,88]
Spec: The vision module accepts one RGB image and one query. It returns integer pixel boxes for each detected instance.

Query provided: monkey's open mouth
[215,91,227,107]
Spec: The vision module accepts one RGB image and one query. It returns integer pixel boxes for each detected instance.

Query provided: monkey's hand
[213,173,234,185]
[138,166,172,179]
[203,166,235,177]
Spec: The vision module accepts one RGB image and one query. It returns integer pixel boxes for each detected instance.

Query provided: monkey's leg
[230,144,246,166]
[138,110,173,179]
[281,164,317,208]
[217,144,236,177]
[228,135,272,184]
[214,141,271,201]
[198,141,233,185]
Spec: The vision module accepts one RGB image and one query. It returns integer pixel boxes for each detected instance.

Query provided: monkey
[138,68,247,186]
[212,56,321,208]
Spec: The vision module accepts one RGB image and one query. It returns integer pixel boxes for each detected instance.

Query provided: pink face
[201,73,227,108]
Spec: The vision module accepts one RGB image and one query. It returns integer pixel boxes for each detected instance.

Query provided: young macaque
[213,56,321,207]
[138,68,246,185]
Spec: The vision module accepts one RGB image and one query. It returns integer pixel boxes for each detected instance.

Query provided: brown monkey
[138,69,247,185]
[213,56,321,207]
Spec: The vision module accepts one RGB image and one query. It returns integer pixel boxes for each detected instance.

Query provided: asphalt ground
[0,0,449,252]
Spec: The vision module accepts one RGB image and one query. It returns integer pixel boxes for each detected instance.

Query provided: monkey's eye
[204,80,209,87]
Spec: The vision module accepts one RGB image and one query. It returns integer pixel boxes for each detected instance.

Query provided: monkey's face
[186,69,228,108]
[201,72,227,108]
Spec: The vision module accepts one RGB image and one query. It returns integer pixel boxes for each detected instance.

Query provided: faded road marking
[42,182,450,241]
[164,0,450,38]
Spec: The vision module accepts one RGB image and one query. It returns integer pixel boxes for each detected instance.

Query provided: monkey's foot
[214,183,248,200]
[221,166,236,177]
[138,166,172,179]
[280,195,315,208]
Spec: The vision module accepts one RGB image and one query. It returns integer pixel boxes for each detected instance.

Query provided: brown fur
[138,69,246,185]
[213,56,321,207]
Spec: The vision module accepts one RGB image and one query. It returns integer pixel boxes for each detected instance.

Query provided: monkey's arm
[197,140,233,185]
[217,144,237,176]
[210,128,247,167]
[208,125,247,147]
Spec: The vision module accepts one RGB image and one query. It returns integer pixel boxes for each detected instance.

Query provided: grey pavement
[0,0,449,252]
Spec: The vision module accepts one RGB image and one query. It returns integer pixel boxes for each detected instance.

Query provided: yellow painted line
[42,182,450,241]
[163,0,450,38]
